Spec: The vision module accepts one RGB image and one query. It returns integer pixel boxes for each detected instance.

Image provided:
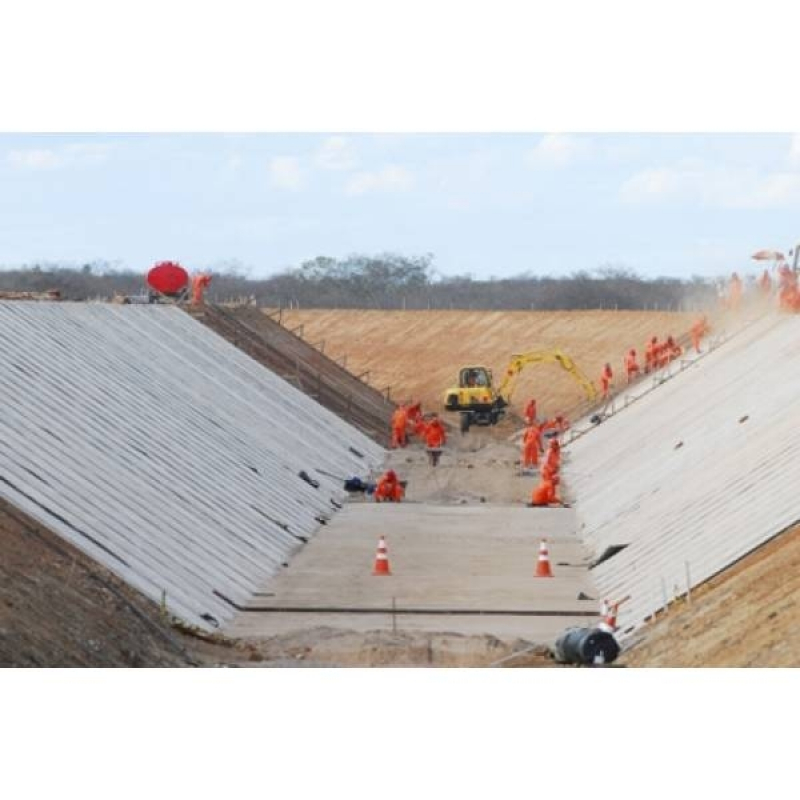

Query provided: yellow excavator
[442,350,597,432]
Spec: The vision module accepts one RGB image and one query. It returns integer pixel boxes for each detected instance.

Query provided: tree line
[0,254,719,310]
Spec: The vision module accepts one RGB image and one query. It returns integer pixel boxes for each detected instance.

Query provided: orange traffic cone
[535,539,553,578]
[373,535,392,575]
[604,601,618,631]
[598,598,618,632]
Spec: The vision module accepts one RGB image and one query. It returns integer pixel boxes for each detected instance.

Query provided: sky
[2,132,800,281]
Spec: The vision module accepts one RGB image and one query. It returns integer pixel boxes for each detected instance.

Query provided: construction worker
[644,336,659,374]
[624,348,640,383]
[543,438,561,474]
[690,316,710,354]
[424,413,447,467]
[374,469,404,502]
[524,398,537,426]
[665,335,682,362]
[190,272,212,305]
[405,401,423,440]
[728,272,743,311]
[521,423,542,469]
[390,404,408,449]
[599,362,613,399]
[545,413,569,433]
[778,264,799,311]
[530,469,561,507]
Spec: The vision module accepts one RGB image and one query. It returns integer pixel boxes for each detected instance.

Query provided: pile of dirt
[275,309,698,420]
[0,499,198,667]
[621,523,800,666]
[235,626,555,667]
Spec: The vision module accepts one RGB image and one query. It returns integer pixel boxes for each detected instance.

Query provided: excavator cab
[458,367,492,388]
[443,365,502,432]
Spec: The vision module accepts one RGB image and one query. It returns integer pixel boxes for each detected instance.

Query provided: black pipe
[553,626,620,665]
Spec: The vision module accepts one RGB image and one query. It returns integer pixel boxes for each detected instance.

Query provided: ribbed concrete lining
[567,314,800,639]
[0,302,384,630]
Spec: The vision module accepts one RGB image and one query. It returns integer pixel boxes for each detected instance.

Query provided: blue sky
[2,133,799,280]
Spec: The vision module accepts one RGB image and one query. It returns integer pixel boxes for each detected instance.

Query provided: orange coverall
[624,349,640,383]
[690,317,710,353]
[531,477,560,506]
[524,398,537,425]
[521,424,542,468]
[374,470,404,502]
[191,273,212,305]
[599,363,613,398]
[390,405,408,448]
[644,337,658,373]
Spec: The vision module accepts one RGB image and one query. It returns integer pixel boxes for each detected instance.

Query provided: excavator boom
[496,349,597,405]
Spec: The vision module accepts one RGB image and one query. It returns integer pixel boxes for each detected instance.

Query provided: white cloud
[7,142,112,170]
[315,136,356,170]
[268,156,304,190]
[620,161,800,209]
[344,165,413,195]
[525,133,591,168]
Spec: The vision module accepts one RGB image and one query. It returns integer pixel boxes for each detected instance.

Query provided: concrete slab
[225,503,599,644]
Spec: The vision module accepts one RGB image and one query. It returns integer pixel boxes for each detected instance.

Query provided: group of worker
[390,401,447,466]
[378,401,449,503]
[517,398,565,507]
[719,266,800,313]
[617,325,708,390]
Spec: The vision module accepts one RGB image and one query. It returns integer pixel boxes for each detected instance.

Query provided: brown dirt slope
[275,310,697,420]
[0,498,197,667]
[621,523,800,667]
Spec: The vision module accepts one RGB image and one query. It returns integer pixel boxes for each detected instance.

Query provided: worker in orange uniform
[374,469,404,502]
[524,398,537,426]
[728,272,743,311]
[542,413,569,435]
[521,423,542,469]
[424,413,447,467]
[190,272,212,306]
[530,467,561,507]
[644,336,658,374]
[778,264,799,311]
[665,335,682,362]
[390,404,409,449]
[405,401,423,440]
[599,362,613,399]
[624,348,640,383]
[543,438,561,474]
[690,316,710,353]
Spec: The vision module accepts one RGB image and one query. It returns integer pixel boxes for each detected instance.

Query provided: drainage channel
[214,591,598,618]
